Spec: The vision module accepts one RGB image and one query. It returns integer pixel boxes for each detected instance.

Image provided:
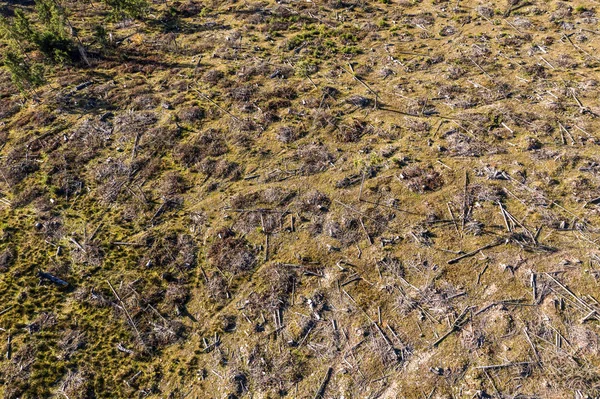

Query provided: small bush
[276,126,301,143]
[177,106,205,124]
[0,248,15,272]
[103,0,149,20]
[207,230,256,275]
[300,191,331,214]
[399,165,443,193]
[2,51,44,94]
[174,129,228,167]
[140,233,197,270]
[295,144,335,175]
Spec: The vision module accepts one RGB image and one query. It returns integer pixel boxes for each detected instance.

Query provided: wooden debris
[111,242,144,246]
[107,280,143,343]
[38,271,68,286]
[475,361,534,370]
[0,306,14,317]
[544,273,596,313]
[531,272,537,303]
[341,275,361,287]
[69,237,86,253]
[5,333,11,360]
[334,199,385,226]
[432,307,472,347]
[447,241,504,264]
[313,367,333,399]
[117,343,134,355]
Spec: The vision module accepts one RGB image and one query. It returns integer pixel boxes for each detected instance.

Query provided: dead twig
[432,307,472,347]
[0,306,14,317]
[447,241,504,264]
[107,280,144,344]
[194,88,240,122]
[313,367,333,399]
[340,65,380,109]
[475,361,534,370]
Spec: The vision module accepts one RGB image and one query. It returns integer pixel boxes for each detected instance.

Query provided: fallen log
[313,367,333,399]
[38,271,68,286]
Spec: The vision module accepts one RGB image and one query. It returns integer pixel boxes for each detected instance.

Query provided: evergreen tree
[3,50,45,94]
[32,0,72,63]
[0,1,73,64]
[103,0,149,20]
[0,1,74,94]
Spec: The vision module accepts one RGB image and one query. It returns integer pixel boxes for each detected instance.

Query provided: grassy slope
[2,0,600,397]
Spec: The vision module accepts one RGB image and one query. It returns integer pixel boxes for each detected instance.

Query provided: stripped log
[38,271,68,286]
[313,367,333,399]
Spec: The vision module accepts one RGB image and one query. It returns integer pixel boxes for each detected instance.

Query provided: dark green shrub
[103,0,149,20]
[3,50,44,94]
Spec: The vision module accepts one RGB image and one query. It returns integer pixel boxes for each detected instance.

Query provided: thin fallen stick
[340,65,379,108]
[359,218,373,245]
[6,333,11,360]
[194,88,240,121]
[38,271,68,286]
[531,272,538,304]
[558,121,576,145]
[313,367,333,399]
[523,327,541,365]
[582,310,598,323]
[477,264,489,285]
[359,197,423,216]
[341,275,362,287]
[462,171,469,233]
[468,56,492,79]
[432,307,471,347]
[358,171,365,201]
[544,273,595,312]
[498,202,512,232]
[501,122,514,134]
[224,207,289,214]
[447,203,459,233]
[149,200,168,223]
[107,280,143,343]
[501,205,536,242]
[447,241,504,264]
[70,237,86,253]
[475,361,533,370]
[378,106,462,120]
[562,34,600,62]
[474,302,496,316]
[0,306,14,317]
[334,199,385,225]
[483,370,501,397]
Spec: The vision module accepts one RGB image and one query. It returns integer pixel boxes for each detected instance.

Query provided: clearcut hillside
[1,0,600,398]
